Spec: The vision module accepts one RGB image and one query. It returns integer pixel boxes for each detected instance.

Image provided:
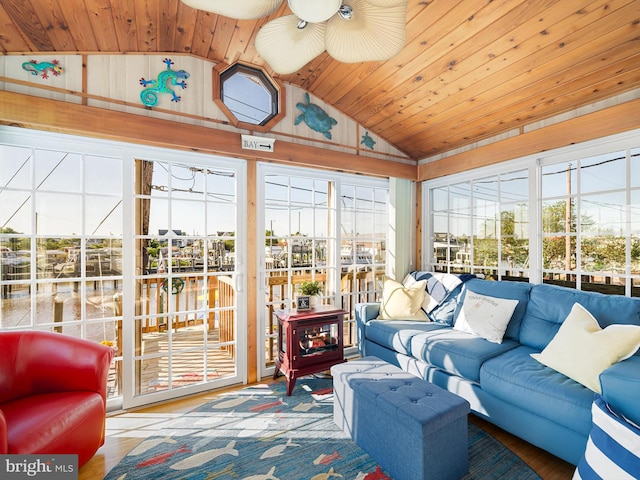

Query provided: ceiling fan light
[326,0,407,63]
[287,0,342,23]
[256,15,327,74]
[180,0,283,20]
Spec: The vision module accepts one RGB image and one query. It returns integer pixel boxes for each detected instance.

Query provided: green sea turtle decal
[294,93,337,139]
[361,131,376,150]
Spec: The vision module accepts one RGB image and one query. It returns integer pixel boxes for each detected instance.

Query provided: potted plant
[300,280,322,307]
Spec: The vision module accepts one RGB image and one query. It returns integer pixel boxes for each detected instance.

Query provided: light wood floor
[80,379,576,480]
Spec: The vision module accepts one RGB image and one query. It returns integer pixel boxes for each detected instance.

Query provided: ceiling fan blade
[255,15,327,74]
[180,0,282,20]
[360,0,406,6]
[326,0,407,63]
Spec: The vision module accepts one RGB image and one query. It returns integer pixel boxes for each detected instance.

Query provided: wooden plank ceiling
[1,0,639,161]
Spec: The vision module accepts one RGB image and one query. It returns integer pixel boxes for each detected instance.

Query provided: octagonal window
[213,63,285,132]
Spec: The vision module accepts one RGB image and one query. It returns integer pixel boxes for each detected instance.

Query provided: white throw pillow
[378,276,429,321]
[531,303,640,393]
[453,290,518,343]
[402,273,433,313]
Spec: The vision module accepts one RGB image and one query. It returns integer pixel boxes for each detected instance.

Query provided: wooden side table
[273,305,347,395]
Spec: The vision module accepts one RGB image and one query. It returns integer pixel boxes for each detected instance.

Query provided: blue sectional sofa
[356,274,640,465]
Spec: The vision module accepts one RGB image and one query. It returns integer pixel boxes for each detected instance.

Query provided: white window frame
[422,128,640,289]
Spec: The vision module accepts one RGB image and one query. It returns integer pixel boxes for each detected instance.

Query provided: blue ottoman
[332,356,470,480]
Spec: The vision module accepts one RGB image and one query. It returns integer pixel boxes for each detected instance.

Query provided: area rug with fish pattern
[104,377,541,480]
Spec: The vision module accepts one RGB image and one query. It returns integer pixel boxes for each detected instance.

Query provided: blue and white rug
[104,377,540,479]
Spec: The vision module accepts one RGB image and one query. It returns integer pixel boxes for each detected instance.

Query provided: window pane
[581,192,625,236]
[542,161,576,197]
[580,152,625,193]
[542,199,574,234]
[86,239,122,277]
[581,235,625,274]
[170,165,206,200]
[450,183,471,215]
[291,207,313,236]
[500,170,528,202]
[542,235,575,271]
[265,175,289,205]
[0,191,32,234]
[314,209,329,237]
[35,193,82,235]
[0,145,32,189]
[35,150,82,193]
[85,156,122,194]
[172,200,205,234]
[374,188,387,212]
[86,196,123,236]
[0,283,31,328]
[0,238,31,283]
[356,186,374,210]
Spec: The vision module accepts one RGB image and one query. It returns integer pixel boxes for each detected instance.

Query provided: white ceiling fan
[181,0,408,74]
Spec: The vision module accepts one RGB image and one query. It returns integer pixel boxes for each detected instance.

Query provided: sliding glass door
[0,127,247,409]
[130,157,245,406]
[258,164,388,377]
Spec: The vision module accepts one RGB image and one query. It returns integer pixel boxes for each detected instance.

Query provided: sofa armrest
[0,331,114,405]
[600,355,640,426]
[355,303,380,356]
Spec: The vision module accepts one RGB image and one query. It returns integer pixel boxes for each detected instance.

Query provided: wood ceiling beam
[0,90,416,180]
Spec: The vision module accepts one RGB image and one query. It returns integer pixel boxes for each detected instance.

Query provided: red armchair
[0,330,114,467]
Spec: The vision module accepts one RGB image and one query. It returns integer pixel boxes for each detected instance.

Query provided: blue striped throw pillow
[573,395,640,480]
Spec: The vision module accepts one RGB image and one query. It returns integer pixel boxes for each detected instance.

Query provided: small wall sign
[296,295,311,311]
[241,134,275,152]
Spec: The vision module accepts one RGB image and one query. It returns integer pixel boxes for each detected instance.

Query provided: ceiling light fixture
[287,0,342,23]
[181,0,407,75]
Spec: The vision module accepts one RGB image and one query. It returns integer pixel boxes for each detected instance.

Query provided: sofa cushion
[453,279,532,341]
[480,346,594,437]
[453,290,519,344]
[365,320,448,357]
[378,277,429,321]
[531,303,640,393]
[519,283,640,351]
[410,327,519,382]
[0,391,105,464]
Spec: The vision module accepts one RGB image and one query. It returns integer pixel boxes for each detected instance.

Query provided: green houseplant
[300,280,322,296]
